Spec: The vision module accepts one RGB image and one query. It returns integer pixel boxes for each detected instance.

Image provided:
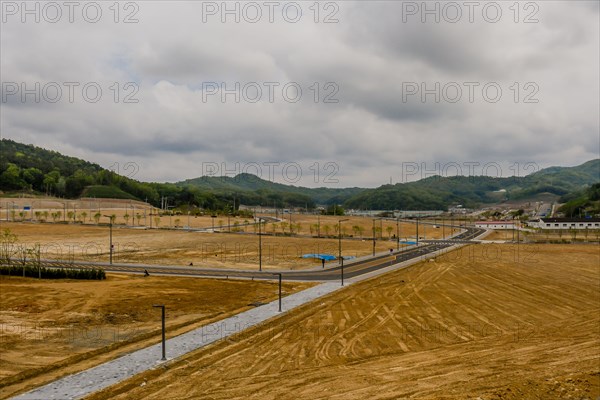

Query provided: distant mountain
[177,173,364,205]
[341,160,600,210]
[0,139,356,209]
[0,138,160,203]
[1,138,598,211]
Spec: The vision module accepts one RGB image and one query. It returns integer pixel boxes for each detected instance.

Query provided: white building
[532,218,600,230]
[475,221,516,230]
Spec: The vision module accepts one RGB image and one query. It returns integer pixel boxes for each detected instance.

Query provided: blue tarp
[301,254,337,261]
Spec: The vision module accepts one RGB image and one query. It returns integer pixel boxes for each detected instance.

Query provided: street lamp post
[152,304,166,361]
[372,217,382,256]
[372,219,376,256]
[338,219,349,267]
[272,273,282,312]
[416,217,420,245]
[396,217,400,250]
[103,215,113,264]
[442,217,445,239]
[258,217,263,272]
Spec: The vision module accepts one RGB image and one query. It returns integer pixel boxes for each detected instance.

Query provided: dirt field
[0,274,313,399]
[483,229,600,243]
[1,221,448,270]
[86,244,600,400]
[1,196,453,239]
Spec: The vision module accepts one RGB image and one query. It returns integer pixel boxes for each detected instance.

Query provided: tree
[0,229,18,265]
[386,226,394,239]
[34,211,41,221]
[135,213,142,226]
[22,167,44,189]
[93,212,101,224]
[357,226,365,238]
[124,213,130,225]
[43,171,60,195]
[51,212,59,222]
[41,211,48,222]
[80,211,88,223]
[295,223,302,235]
[323,225,331,237]
[324,204,345,216]
[352,225,361,238]
[280,221,289,234]
[375,226,382,239]
[18,211,26,221]
[0,163,24,189]
[67,211,75,222]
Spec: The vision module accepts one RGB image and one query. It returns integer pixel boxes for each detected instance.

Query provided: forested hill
[0,139,159,202]
[1,139,598,211]
[0,139,351,209]
[343,160,599,210]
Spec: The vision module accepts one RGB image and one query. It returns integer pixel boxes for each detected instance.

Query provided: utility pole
[258,217,263,272]
[152,305,167,361]
[416,217,419,245]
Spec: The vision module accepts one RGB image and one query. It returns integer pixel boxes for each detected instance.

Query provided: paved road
[11,228,486,282]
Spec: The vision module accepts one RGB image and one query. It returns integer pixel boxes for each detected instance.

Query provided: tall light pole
[372,217,382,256]
[442,216,445,239]
[103,215,113,264]
[258,217,264,272]
[416,217,420,246]
[317,214,321,238]
[396,217,400,250]
[272,273,282,312]
[338,218,349,267]
[152,304,166,361]
[372,219,376,256]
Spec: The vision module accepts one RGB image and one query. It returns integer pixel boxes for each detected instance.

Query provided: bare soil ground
[484,229,600,243]
[0,274,313,399]
[1,221,447,270]
[1,196,452,239]
[86,244,599,400]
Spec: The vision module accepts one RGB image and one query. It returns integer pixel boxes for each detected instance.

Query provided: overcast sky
[1,1,599,188]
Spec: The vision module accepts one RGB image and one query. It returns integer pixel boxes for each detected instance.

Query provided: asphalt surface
[11,227,486,282]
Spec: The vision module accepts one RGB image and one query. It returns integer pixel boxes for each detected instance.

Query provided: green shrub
[0,264,106,280]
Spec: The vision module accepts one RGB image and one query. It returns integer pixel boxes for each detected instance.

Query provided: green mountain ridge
[1,138,598,211]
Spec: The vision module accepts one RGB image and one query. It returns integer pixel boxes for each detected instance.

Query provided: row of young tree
[0,229,106,280]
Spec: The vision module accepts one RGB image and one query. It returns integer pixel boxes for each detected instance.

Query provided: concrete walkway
[12,282,343,400]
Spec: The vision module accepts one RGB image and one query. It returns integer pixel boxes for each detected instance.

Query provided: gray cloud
[1,1,598,188]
